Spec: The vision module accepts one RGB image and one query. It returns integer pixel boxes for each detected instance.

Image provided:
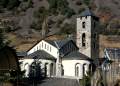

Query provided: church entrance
[50,63,54,76]
[44,63,49,77]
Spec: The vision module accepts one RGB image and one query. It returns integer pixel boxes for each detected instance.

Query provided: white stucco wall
[27,40,59,58]
[19,59,55,77]
[62,60,90,79]
[42,41,59,58]
[19,59,34,77]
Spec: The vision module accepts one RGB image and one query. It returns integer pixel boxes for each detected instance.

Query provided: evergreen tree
[0,28,8,49]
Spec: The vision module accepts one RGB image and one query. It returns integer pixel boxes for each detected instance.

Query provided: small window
[50,47,51,52]
[76,66,79,76]
[45,44,46,49]
[47,45,49,51]
[82,22,85,28]
[37,46,38,50]
[42,42,43,48]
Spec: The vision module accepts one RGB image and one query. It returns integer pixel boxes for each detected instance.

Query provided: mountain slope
[0,0,119,51]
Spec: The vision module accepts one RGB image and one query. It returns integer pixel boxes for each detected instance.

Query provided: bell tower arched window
[82,22,85,28]
[82,33,86,47]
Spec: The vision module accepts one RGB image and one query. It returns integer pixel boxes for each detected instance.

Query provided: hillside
[0,0,119,51]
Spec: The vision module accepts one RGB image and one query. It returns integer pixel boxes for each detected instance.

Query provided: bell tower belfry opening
[76,9,99,59]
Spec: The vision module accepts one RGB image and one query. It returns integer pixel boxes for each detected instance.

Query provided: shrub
[34,6,48,18]
[0,0,8,8]
[0,0,20,10]
[66,8,75,18]
[56,18,64,27]
[47,0,75,17]
[30,21,42,31]
[78,8,85,14]
[83,0,90,6]
[23,0,28,2]
[27,0,33,8]
[112,0,119,5]
[80,74,91,86]
[76,1,82,5]
[60,23,75,34]
[7,0,20,10]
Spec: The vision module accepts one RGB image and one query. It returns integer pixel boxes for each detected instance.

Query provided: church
[19,9,99,79]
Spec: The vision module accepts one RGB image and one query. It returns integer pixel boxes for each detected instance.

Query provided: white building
[19,9,99,79]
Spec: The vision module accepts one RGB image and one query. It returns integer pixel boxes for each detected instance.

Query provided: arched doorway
[50,63,54,76]
[44,63,49,77]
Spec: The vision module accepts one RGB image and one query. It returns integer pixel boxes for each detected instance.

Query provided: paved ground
[0,77,80,86]
[38,78,80,86]
[30,77,80,86]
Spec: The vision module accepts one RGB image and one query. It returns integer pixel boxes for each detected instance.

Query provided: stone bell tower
[76,9,99,59]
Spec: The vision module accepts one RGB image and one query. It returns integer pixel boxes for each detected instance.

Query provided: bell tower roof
[79,8,99,20]
[80,9,95,17]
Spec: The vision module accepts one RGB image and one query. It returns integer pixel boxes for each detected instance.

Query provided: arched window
[82,22,85,28]
[75,63,80,77]
[83,63,87,76]
[50,47,51,52]
[75,63,84,78]
[37,46,39,50]
[82,33,86,47]
[45,44,46,49]
[76,66,79,76]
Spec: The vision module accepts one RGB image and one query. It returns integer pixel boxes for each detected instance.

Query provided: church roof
[63,51,92,61]
[105,48,120,59]
[80,9,95,17]
[16,51,27,57]
[45,39,72,49]
[28,50,56,60]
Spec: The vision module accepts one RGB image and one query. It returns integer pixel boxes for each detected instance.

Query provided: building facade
[19,9,101,80]
[102,48,120,86]
[0,46,20,74]
[19,39,91,79]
